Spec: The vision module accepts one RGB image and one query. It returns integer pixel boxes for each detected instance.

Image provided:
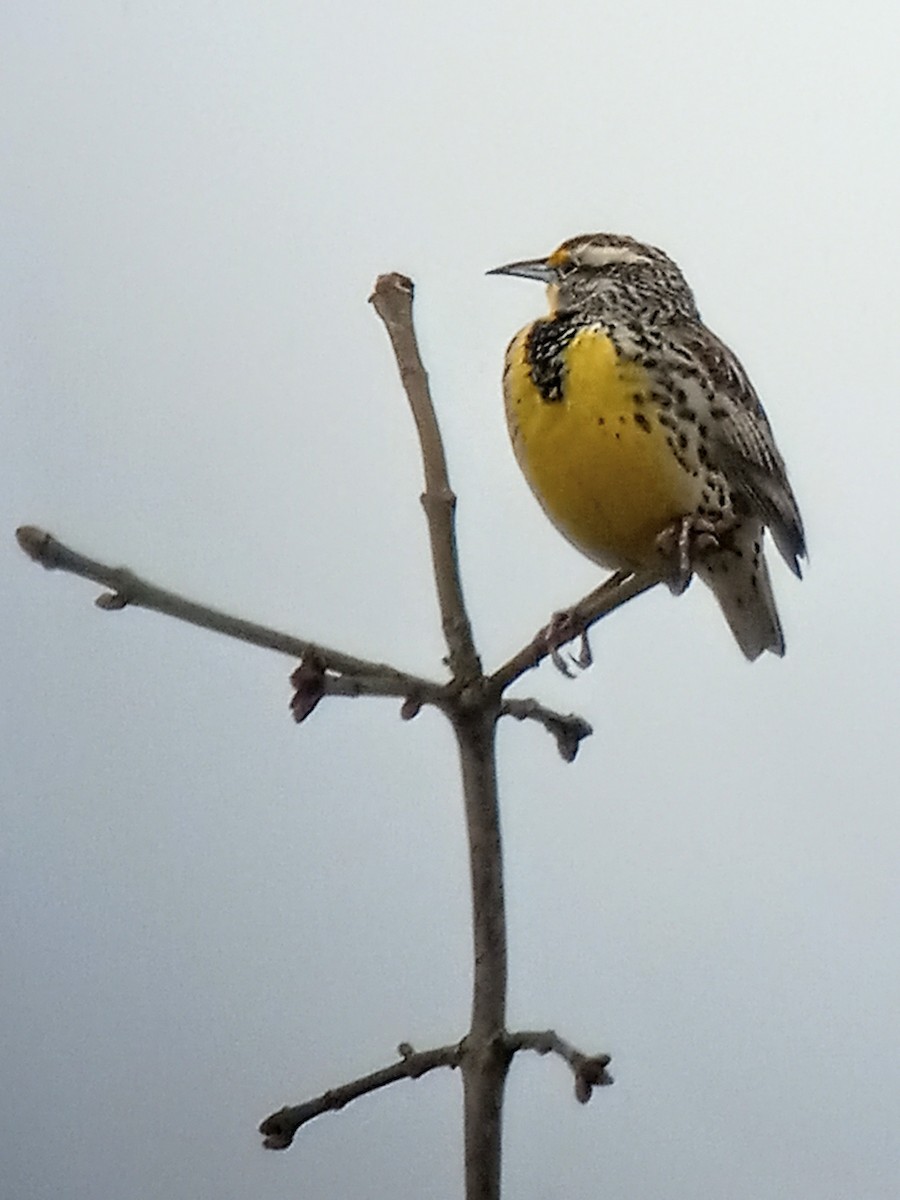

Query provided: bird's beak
[487,256,557,284]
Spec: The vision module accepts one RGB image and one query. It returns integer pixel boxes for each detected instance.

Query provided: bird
[489,233,805,660]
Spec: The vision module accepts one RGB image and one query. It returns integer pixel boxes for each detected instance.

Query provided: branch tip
[501,698,593,761]
[259,1042,462,1151]
[507,1029,613,1103]
[16,524,55,565]
[369,272,414,307]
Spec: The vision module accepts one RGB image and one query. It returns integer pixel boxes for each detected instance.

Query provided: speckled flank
[497,232,805,660]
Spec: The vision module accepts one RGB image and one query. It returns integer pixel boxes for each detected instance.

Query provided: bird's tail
[695,525,785,661]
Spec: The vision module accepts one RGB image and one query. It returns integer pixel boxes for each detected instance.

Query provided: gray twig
[259,1042,464,1150]
[506,1029,614,1103]
[490,568,664,690]
[501,698,593,762]
[369,274,481,685]
[15,525,442,709]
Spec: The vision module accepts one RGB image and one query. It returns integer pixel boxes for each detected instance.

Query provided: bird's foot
[656,515,721,595]
[540,610,593,677]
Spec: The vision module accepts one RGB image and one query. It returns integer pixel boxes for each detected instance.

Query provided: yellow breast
[504,322,700,569]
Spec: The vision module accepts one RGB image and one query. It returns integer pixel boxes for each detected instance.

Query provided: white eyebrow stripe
[576,244,654,268]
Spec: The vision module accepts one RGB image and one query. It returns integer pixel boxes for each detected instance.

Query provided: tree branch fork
[14,520,659,759]
[258,1030,613,1151]
[14,278,665,764]
[17,271,664,1194]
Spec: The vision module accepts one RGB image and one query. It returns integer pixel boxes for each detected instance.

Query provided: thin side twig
[15,525,440,702]
[259,1042,464,1150]
[506,1029,614,1103]
[500,698,593,762]
[369,275,481,684]
[491,567,664,690]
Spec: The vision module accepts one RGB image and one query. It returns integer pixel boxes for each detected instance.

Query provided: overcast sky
[4,2,900,1197]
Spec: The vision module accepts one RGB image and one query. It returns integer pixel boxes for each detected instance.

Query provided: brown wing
[670,325,806,576]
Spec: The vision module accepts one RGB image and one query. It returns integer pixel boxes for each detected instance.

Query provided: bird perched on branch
[489,233,805,660]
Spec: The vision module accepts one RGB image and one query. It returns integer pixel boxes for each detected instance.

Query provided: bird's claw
[656,515,722,595]
[542,612,593,677]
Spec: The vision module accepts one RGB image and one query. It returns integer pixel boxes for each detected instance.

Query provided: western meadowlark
[490,233,805,660]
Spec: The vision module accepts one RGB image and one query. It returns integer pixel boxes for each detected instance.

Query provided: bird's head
[488,232,699,322]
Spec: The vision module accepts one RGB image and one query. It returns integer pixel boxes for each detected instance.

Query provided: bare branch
[490,568,664,691]
[369,275,481,684]
[452,707,508,1200]
[506,1029,613,1103]
[500,698,593,762]
[321,673,436,705]
[290,668,440,723]
[15,526,440,701]
[258,1042,463,1150]
[19,265,636,1200]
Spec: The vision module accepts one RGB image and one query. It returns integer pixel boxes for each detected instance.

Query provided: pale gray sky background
[4,2,900,1197]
